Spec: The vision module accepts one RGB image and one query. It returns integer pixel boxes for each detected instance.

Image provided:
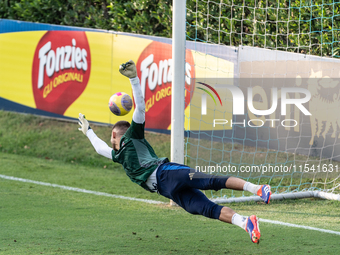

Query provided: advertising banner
[0,19,237,132]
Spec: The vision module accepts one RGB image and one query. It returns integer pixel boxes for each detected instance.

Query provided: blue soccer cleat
[257,184,271,204]
[245,215,261,243]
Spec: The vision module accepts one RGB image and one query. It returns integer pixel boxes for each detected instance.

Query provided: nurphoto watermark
[194,163,339,176]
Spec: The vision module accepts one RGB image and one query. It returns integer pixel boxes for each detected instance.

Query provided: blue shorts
[156,162,229,219]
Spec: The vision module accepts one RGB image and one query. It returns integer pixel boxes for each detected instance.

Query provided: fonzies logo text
[136,41,195,130]
[32,31,91,115]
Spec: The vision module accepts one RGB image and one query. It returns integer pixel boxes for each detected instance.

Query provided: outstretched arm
[130,77,145,124]
[86,129,112,159]
[78,113,113,159]
[119,60,145,124]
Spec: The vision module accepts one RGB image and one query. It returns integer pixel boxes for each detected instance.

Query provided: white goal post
[170,0,187,206]
[171,0,186,165]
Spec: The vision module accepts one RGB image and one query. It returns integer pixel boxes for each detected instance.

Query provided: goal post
[170,0,187,206]
[171,0,186,166]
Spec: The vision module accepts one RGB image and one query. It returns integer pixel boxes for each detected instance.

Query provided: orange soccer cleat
[245,215,261,243]
[257,184,271,204]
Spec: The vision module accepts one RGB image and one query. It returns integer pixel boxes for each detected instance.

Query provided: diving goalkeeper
[78,60,271,244]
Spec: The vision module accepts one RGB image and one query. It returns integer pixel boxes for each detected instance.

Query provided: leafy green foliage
[0,0,172,34]
[107,0,172,36]
[0,1,339,57]
[0,0,111,29]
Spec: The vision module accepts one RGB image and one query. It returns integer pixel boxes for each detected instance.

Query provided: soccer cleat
[257,184,271,204]
[245,215,261,243]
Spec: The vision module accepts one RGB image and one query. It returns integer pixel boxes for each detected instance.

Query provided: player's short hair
[112,121,130,136]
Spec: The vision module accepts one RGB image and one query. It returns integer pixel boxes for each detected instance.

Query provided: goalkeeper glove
[119,60,137,79]
[78,113,91,135]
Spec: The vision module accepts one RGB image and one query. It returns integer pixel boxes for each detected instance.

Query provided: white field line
[1,174,340,236]
[259,218,340,236]
[0,174,165,205]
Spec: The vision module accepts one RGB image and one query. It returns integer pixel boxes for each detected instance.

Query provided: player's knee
[184,202,222,219]
[183,205,200,215]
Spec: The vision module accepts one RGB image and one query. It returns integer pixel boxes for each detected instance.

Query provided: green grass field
[1,111,340,254]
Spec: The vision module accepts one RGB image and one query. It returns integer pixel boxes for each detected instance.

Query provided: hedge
[1,0,338,57]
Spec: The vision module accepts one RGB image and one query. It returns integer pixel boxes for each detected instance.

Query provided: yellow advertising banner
[0,22,236,131]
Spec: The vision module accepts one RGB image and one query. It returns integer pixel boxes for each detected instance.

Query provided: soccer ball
[108,92,133,116]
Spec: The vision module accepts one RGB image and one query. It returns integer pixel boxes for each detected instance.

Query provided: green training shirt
[111,120,169,192]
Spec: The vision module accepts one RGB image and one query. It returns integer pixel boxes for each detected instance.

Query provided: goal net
[183,0,340,202]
